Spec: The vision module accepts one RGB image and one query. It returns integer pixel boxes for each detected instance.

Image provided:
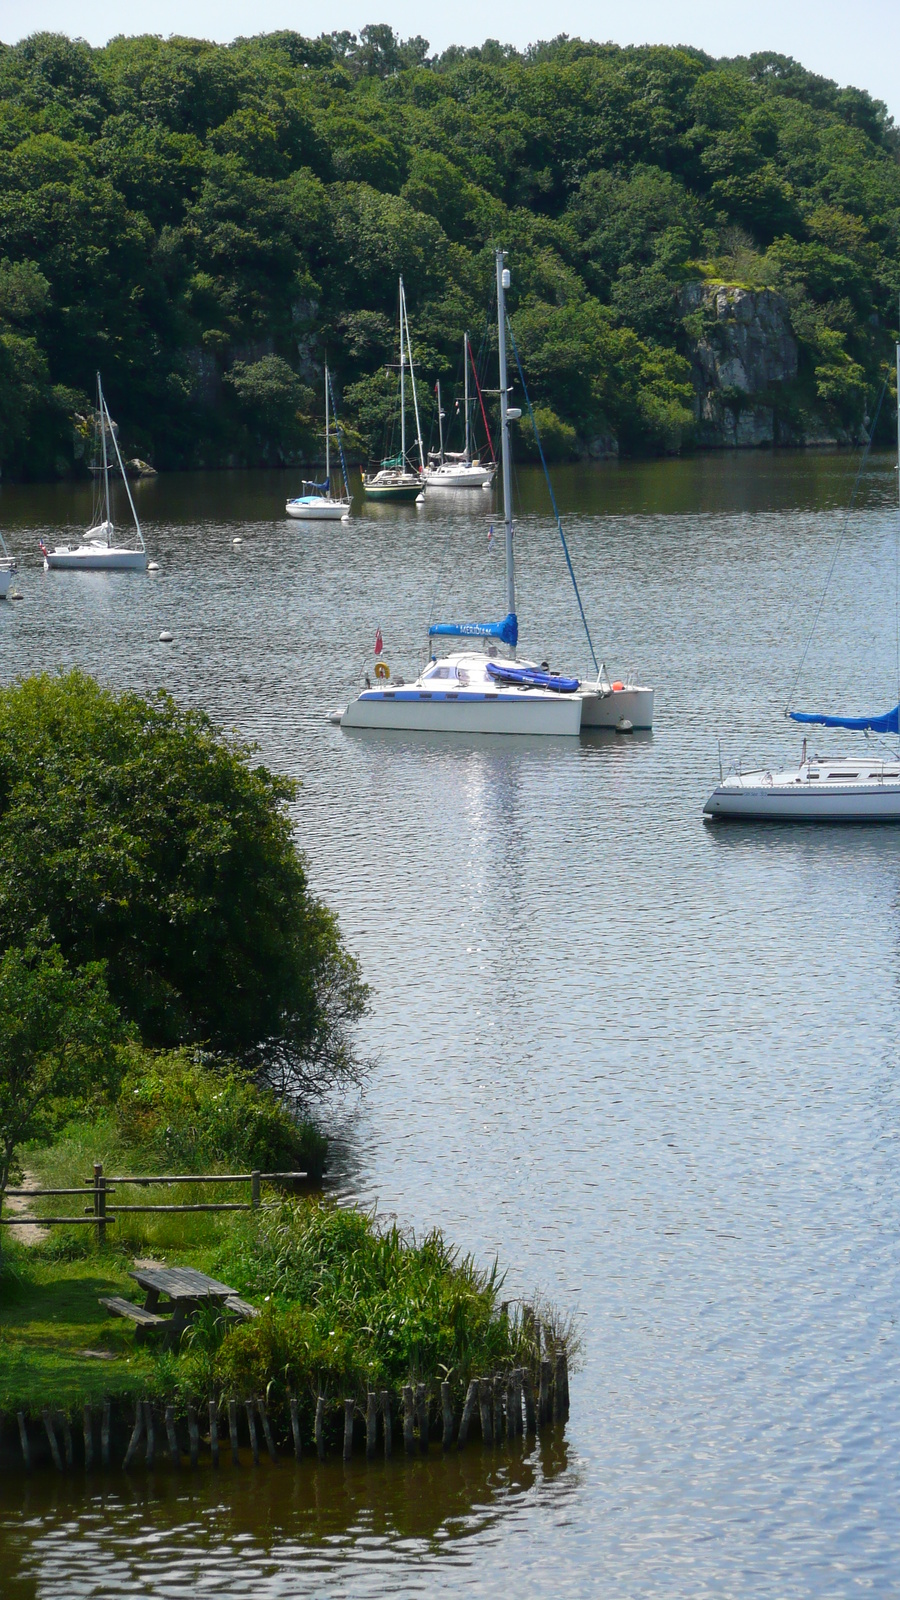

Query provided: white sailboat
[43,375,148,571]
[0,530,17,599]
[335,251,653,736]
[424,335,495,490]
[704,336,900,821]
[286,366,351,521]
[362,279,426,502]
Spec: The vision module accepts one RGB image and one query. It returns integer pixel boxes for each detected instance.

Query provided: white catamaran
[705,336,900,821]
[335,250,653,736]
[43,375,148,571]
[424,335,495,490]
[286,365,351,521]
[362,278,426,503]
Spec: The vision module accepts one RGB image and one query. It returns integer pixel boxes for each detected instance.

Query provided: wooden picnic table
[125,1266,248,1347]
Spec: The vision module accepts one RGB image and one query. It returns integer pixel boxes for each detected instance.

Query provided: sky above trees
[3,4,900,120]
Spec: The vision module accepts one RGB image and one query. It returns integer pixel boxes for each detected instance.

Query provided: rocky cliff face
[680,282,799,448]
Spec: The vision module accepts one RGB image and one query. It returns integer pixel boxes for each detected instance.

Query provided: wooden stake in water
[554,1352,566,1423]
[523,1369,537,1435]
[478,1379,493,1446]
[457,1380,478,1448]
[257,1397,277,1463]
[506,1375,517,1440]
[402,1385,416,1455]
[366,1392,377,1460]
[83,1405,94,1470]
[143,1401,155,1467]
[539,1358,552,1425]
[228,1399,240,1465]
[315,1396,326,1460]
[209,1401,219,1468]
[42,1409,63,1472]
[101,1398,111,1467]
[343,1399,354,1462]
[381,1390,392,1458]
[441,1382,454,1450]
[187,1404,199,1467]
[290,1396,302,1461]
[123,1403,143,1469]
[17,1411,30,1471]
[415,1384,429,1455]
[61,1413,73,1469]
[244,1398,259,1465]
[492,1376,504,1446]
[165,1406,180,1466]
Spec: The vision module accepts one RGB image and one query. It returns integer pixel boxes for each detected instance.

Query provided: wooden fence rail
[0,1163,307,1240]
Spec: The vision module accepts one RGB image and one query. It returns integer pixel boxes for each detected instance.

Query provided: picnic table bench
[100,1266,257,1347]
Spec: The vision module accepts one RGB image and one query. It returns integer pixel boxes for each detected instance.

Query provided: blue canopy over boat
[486,660,579,693]
[789,704,900,734]
[429,612,518,647]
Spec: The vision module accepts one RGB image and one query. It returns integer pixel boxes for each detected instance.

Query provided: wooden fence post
[402,1386,416,1455]
[93,1163,106,1247]
[366,1392,377,1460]
[381,1391,392,1458]
[441,1381,454,1450]
[251,1170,261,1210]
[315,1396,326,1460]
[289,1396,302,1461]
[209,1401,220,1468]
[457,1380,478,1449]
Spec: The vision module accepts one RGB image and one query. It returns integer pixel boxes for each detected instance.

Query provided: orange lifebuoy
[374,661,390,680]
[611,681,625,691]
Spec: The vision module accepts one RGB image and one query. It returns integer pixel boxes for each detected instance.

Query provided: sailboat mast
[399,279,406,464]
[98,373,111,541]
[324,364,331,485]
[495,249,515,625]
[464,334,470,463]
[403,282,426,473]
[896,331,899,515]
[436,380,444,462]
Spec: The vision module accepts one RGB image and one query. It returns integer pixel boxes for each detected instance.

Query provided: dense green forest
[1,26,899,476]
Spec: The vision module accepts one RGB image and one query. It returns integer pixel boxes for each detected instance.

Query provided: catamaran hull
[704,784,900,821]
[0,567,15,598]
[579,686,654,729]
[44,548,148,570]
[285,500,349,520]
[340,690,582,736]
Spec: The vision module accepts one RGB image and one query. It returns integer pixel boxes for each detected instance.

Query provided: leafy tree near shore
[0,672,368,1101]
[0,937,125,1202]
[0,28,899,472]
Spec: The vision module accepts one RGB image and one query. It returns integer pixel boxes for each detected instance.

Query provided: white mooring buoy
[232,537,243,545]
[148,561,159,571]
[616,716,633,733]
[159,631,173,643]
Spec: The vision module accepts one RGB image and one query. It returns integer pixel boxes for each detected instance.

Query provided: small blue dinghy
[486,660,579,693]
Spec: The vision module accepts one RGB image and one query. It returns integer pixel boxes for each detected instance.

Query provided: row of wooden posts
[10,1351,569,1472]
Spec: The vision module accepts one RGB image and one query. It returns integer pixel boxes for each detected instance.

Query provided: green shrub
[115,1047,326,1177]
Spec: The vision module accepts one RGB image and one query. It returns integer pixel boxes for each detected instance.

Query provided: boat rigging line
[506,319,600,677]
[783,373,888,718]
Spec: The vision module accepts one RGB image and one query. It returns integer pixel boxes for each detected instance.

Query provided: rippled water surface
[2,453,900,1597]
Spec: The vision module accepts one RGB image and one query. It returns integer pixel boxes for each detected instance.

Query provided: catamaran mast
[98,373,111,543]
[495,249,515,625]
[463,334,470,463]
[324,364,331,487]
[436,380,444,462]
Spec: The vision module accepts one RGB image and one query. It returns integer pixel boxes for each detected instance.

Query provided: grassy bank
[1,1136,570,1446]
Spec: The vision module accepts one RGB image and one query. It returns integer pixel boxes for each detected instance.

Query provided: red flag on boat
[374,627,383,656]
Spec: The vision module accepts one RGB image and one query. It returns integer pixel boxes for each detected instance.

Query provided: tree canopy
[0,672,367,1098]
[0,28,898,472]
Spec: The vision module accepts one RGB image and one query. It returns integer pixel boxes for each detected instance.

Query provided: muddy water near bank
[2,454,900,1596]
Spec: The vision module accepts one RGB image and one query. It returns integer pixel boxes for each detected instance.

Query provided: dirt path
[3,1172,49,1244]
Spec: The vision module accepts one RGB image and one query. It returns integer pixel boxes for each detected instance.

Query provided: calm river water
[1,452,900,1597]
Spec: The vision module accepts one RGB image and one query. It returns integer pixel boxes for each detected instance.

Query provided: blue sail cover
[429,612,518,647]
[302,478,330,491]
[486,660,579,693]
[789,704,900,733]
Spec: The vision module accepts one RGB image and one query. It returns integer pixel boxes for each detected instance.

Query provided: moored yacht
[423,337,495,490]
[337,250,653,737]
[362,278,426,503]
[43,375,148,571]
[704,743,900,821]
[286,365,351,521]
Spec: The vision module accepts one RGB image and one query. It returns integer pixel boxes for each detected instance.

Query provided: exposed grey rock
[681,282,798,449]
